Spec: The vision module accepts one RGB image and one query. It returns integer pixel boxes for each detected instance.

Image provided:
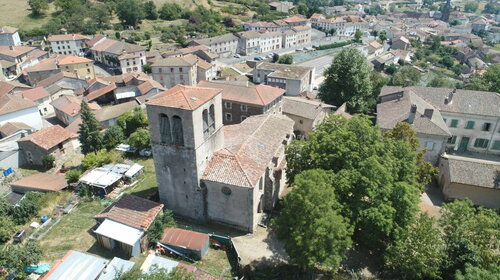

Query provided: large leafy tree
[116,0,145,26]
[318,49,375,113]
[285,115,421,251]
[274,169,353,270]
[143,1,158,20]
[384,122,438,187]
[0,242,43,275]
[439,199,500,279]
[117,107,148,137]
[455,264,500,280]
[127,128,151,149]
[79,101,103,155]
[385,213,444,279]
[0,215,15,243]
[28,0,49,16]
[389,66,422,86]
[466,63,500,93]
[103,125,125,150]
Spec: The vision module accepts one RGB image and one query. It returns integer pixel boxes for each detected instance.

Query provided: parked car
[254,56,263,61]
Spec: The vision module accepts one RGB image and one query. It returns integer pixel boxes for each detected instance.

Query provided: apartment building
[253,62,314,96]
[57,55,95,79]
[88,35,146,74]
[188,33,239,58]
[48,34,90,56]
[151,55,198,88]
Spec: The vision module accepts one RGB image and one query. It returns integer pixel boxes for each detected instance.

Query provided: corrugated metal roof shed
[140,254,178,274]
[95,219,144,246]
[160,228,209,251]
[97,257,135,280]
[41,250,108,280]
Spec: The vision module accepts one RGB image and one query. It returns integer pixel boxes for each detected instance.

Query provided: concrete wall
[417,134,448,165]
[442,182,500,209]
[0,32,21,46]
[60,62,95,79]
[0,107,43,130]
[0,150,22,169]
[28,69,61,86]
[50,40,87,56]
[18,138,76,166]
[151,64,197,88]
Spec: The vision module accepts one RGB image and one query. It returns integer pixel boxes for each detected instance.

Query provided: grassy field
[39,199,108,264]
[124,157,158,199]
[0,0,55,29]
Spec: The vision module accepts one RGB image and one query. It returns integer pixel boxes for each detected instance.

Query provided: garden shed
[159,228,210,260]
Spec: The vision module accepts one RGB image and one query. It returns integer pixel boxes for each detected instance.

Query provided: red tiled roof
[51,95,100,117]
[94,194,164,230]
[58,55,93,65]
[147,85,221,111]
[47,33,90,42]
[0,121,32,137]
[10,173,68,192]
[198,81,284,106]
[21,87,49,101]
[160,228,209,251]
[85,83,116,101]
[0,94,37,115]
[18,125,76,150]
[0,45,35,58]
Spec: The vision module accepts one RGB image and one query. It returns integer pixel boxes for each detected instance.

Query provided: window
[170,68,174,72]
[172,115,184,146]
[179,68,183,72]
[482,122,491,131]
[465,121,475,129]
[224,101,232,109]
[473,138,489,149]
[159,68,162,73]
[160,114,172,144]
[241,115,247,121]
[225,113,232,121]
[202,109,209,138]
[208,105,215,132]
[492,140,500,150]
[241,104,247,112]
[447,136,457,144]
[450,119,458,128]
[425,141,435,151]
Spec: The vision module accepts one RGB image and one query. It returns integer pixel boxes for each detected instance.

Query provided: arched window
[202,109,209,138]
[159,114,172,144]
[208,104,215,133]
[172,115,184,146]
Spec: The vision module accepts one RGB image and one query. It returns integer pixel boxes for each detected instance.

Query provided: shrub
[148,210,175,243]
[65,169,82,183]
[82,149,113,170]
[41,154,55,169]
[12,192,43,225]
[316,40,352,50]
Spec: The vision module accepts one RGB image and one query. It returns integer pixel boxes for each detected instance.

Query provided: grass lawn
[39,199,108,264]
[194,249,233,279]
[0,0,56,29]
[493,44,500,52]
[124,157,158,199]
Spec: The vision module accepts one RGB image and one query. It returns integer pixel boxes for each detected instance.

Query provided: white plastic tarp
[124,164,143,178]
[79,169,122,188]
[95,219,144,246]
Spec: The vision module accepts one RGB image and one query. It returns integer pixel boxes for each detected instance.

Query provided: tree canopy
[79,101,103,155]
[274,169,353,270]
[318,49,376,113]
[28,0,49,16]
[466,63,500,93]
[389,66,422,86]
[277,54,294,64]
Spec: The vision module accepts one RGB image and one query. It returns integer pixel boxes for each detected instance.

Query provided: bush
[277,54,294,64]
[316,40,352,50]
[103,125,125,150]
[148,210,175,243]
[41,154,55,169]
[65,169,83,183]
[82,149,113,170]
[12,192,43,225]
[127,128,151,149]
[0,215,15,243]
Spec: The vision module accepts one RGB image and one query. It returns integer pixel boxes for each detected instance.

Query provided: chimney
[408,104,417,124]
[424,108,434,119]
[9,45,14,51]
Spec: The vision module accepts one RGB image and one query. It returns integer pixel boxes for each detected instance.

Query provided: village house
[366,40,384,59]
[19,87,53,116]
[391,36,411,50]
[269,1,295,13]
[47,33,90,56]
[146,85,294,232]
[0,80,31,96]
[198,80,285,125]
[252,62,314,96]
[321,5,348,15]
[57,55,95,79]
[93,194,164,257]
[151,55,198,88]
[159,228,210,260]
[0,94,43,130]
[0,121,33,139]
[23,58,61,86]
[188,33,240,58]
[94,100,139,128]
[0,26,21,46]
[17,125,78,166]
[51,95,101,125]
[35,71,88,100]
[282,96,334,139]
[0,45,47,77]
[162,45,219,63]
[87,35,147,74]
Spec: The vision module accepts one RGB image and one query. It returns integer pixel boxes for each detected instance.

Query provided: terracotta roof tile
[47,34,90,42]
[146,85,221,111]
[0,45,35,58]
[51,95,100,117]
[58,55,93,65]
[10,173,67,192]
[198,81,284,106]
[21,87,49,101]
[0,121,33,137]
[18,125,76,150]
[0,94,37,115]
[94,194,164,230]
[85,83,117,101]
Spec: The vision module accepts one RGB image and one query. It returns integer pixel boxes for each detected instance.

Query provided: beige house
[439,153,500,209]
[151,55,198,88]
[57,55,95,79]
[283,96,334,139]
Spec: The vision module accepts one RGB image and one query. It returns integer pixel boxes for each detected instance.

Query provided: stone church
[146,85,294,232]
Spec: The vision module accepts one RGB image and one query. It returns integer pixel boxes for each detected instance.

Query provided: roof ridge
[254,86,266,106]
[218,151,254,187]
[178,85,194,110]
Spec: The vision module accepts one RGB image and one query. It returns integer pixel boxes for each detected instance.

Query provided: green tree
[379,30,387,41]
[159,3,184,20]
[0,242,43,276]
[28,0,49,16]
[371,70,388,97]
[464,2,479,12]
[455,264,500,280]
[439,199,500,278]
[91,4,111,28]
[389,66,421,86]
[483,3,500,14]
[0,197,12,217]
[466,64,500,93]
[384,122,438,187]
[319,49,375,113]
[127,128,151,149]
[41,154,55,169]
[0,215,15,243]
[81,149,114,170]
[354,29,362,43]
[385,213,444,279]
[116,0,145,26]
[285,115,421,251]
[79,101,103,155]
[275,169,353,270]
[143,1,158,20]
[65,168,82,183]
[119,266,195,280]
[429,75,454,88]
[148,210,175,243]
[441,55,454,68]
[277,54,294,64]
[117,107,148,137]
[12,192,43,225]
[103,125,125,150]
